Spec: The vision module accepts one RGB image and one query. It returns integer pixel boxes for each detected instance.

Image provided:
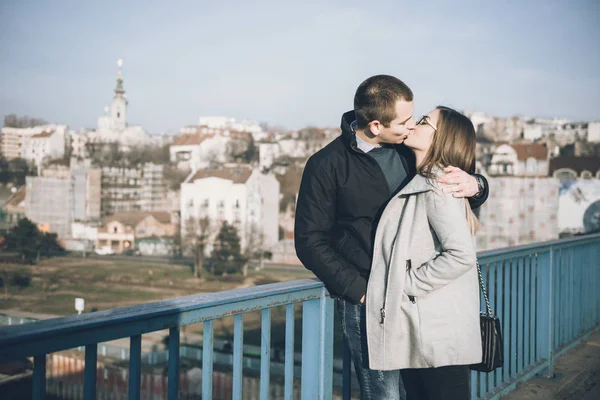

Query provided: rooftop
[188,165,253,184]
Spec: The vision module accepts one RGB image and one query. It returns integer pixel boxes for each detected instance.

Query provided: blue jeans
[337,299,406,400]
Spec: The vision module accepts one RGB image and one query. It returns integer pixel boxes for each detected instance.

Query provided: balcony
[0,234,599,399]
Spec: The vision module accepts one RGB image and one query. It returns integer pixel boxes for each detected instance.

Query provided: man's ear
[367,120,382,136]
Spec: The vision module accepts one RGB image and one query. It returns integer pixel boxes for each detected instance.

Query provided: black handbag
[470,261,504,373]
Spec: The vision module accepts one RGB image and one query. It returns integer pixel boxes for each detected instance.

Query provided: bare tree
[244,223,266,277]
[3,114,48,128]
[0,269,9,300]
[184,216,212,279]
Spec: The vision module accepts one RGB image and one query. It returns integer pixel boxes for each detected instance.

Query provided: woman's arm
[404,189,477,297]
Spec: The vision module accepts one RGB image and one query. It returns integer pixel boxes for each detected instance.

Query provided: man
[294,75,488,399]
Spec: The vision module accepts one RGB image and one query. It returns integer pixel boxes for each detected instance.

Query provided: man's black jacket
[294,110,489,304]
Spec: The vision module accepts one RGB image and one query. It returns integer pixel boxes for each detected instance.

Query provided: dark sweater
[366,145,407,193]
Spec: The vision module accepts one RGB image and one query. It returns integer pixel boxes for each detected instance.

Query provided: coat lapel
[397,174,432,197]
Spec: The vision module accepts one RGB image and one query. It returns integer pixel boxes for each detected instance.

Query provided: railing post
[302,298,320,399]
[547,246,555,378]
[129,335,142,400]
[319,289,334,399]
[33,354,46,400]
[84,344,97,400]
[301,291,334,400]
[167,327,180,400]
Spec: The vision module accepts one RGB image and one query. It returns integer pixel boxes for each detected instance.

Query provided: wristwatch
[475,176,485,197]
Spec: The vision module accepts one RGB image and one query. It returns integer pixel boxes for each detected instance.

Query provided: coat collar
[397,174,432,196]
[397,166,443,196]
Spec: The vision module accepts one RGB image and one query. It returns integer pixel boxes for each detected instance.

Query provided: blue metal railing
[0,233,599,399]
[0,279,335,400]
[469,233,600,399]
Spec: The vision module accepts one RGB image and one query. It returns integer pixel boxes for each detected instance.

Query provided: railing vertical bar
[510,258,518,378]
[533,254,539,363]
[517,256,524,374]
[167,327,180,400]
[84,344,97,400]
[502,259,511,382]
[319,289,334,399]
[494,261,503,387]
[233,313,244,400]
[470,370,478,400]
[301,299,320,400]
[260,308,271,400]
[526,256,533,367]
[284,303,295,400]
[548,247,555,377]
[33,354,46,400]
[479,263,487,398]
[565,248,572,344]
[128,335,142,400]
[571,248,579,339]
[487,262,496,393]
[559,248,566,348]
[202,320,214,400]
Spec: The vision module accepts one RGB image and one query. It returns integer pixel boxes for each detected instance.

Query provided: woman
[366,106,482,400]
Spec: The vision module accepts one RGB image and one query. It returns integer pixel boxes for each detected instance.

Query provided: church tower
[111,59,128,131]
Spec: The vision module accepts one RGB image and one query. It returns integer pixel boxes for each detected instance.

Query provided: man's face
[369,99,416,145]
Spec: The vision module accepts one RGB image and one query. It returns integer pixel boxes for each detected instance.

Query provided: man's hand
[360,295,366,304]
[438,166,479,198]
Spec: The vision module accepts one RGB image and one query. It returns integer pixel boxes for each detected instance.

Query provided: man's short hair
[354,75,413,130]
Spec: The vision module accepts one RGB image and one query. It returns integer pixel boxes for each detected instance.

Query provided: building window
[218,200,225,208]
[581,170,593,179]
[202,199,209,208]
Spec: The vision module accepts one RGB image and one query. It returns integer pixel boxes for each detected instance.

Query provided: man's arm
[438,166,489,209]
[294,158,367,304]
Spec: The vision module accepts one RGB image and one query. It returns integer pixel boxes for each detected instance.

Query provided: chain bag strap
[470,261,504,373]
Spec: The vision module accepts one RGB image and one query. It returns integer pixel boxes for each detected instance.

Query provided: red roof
[32,131,54,138]
[171,132,215,146]
[511,144,547,161]
[189,165,253,184]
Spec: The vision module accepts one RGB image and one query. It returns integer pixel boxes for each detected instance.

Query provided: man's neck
[414,150,426,168]
[355,129,382,147]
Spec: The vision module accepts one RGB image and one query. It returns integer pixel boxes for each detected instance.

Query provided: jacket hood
[340,110,357,147]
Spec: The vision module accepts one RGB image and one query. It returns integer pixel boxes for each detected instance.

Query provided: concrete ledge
[503,330,600,399]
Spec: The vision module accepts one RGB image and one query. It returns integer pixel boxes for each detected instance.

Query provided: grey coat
[366,173,482,370]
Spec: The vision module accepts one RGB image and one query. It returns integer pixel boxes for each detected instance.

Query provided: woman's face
[404,108,439,152]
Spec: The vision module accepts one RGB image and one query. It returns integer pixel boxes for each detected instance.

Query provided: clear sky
[1,0,598,133]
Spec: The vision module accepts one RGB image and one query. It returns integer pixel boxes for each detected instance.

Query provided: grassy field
[0,255,332,349]
[0,256,315,315]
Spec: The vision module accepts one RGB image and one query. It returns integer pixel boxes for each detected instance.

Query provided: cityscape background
[0,1,599,398]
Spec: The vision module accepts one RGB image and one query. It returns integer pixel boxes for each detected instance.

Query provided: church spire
[114,59,126,97]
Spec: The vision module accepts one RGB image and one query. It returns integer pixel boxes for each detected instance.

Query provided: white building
[589,122,600,143]
[169,128,229,171]
[25,176,73,238]
[477,177,559,251]
[85,60,150,149]
[522,118,571,142]
[488,144,548,177]
[198,116,266,141]
[21,126,67,165]
[259,143,281,170]
[180,165,280,252]
[1,125,67,162]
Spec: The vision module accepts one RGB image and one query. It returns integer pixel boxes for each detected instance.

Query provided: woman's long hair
[418,106,479,234]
